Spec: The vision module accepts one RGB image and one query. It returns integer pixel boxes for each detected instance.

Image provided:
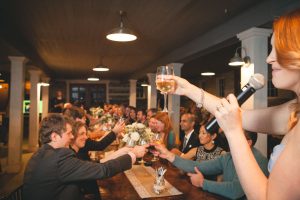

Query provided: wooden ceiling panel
[0,0,270,80]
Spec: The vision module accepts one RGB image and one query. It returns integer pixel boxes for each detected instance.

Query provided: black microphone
[205,73,265,133]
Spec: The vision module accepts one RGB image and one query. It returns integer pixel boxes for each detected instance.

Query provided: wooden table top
[98,155,227,200]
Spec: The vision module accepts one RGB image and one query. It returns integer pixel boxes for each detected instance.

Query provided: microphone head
[249,73,264,90]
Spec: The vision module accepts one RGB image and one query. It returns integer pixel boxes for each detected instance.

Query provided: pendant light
[93,57,109,72]
[106,10,137,42]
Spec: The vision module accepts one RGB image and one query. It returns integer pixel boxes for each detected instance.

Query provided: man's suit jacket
[180,130,200,154]
[23,144,132,200]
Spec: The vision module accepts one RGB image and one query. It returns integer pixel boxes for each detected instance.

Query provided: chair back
[0,185,23,200]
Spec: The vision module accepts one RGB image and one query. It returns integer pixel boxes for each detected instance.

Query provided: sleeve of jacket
[56,148,131,183]
[84,131,116,151]
[172,155,224,175]
[203,178,245,200]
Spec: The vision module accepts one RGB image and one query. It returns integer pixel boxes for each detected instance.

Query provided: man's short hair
[182,113,195,123]
[147,108,157,115]
[39,114,73,144]
[244,131,258,146]
[128,106,136,112]
[137,109,146,116]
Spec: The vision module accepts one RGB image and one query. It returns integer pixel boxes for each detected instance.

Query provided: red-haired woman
[168,8,300,199]
[154,112,176,150]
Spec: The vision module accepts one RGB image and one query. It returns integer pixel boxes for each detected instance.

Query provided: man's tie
[182,136,187,151]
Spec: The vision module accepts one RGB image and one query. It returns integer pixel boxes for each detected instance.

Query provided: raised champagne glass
[156,66,175,112]
[138,139,148,164]
[151,133,162,162]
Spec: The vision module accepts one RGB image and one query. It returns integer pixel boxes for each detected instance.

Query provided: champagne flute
[138,139,148,164]
[151,133,161,162]
[156,66,175,112]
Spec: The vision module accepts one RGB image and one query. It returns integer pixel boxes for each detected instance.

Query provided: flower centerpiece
[99,113,115,131]
[122,122,154,147]
[89,106,104,119]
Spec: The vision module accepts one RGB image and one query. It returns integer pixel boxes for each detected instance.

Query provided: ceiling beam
[131,0,300,79]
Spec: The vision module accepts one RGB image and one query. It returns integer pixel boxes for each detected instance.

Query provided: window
[70,84,106,108]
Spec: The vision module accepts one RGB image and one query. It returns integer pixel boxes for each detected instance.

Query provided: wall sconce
[38,82,50,87]
[141,80,149,87]
[106,10,137,42]
[228,47,251,67]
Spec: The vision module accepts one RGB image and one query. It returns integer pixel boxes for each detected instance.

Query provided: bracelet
[196,88,205,108]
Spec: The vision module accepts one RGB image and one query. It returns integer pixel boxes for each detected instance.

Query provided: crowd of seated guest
[153,130,268,199]
[39,98,272,200]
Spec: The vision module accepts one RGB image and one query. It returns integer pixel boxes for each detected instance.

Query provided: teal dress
[166,131,176,150]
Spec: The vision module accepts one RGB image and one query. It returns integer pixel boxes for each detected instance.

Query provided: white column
[28,70,41,152]
[147,73,157,109]
[167,63,183,144]
[7,56,26,173]
[129,79,137,107]
[41,77,50,119]
[237,27,272,157]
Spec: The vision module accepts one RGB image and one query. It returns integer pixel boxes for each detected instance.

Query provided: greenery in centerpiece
[89,106,104,118]
[122,122,154,146]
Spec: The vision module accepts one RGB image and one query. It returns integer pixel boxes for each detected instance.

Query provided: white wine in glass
[156,66,175,112]
[138,139,148,164]
[151,133,162,162]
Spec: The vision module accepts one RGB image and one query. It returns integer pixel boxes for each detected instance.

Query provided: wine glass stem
[163,93,168,112]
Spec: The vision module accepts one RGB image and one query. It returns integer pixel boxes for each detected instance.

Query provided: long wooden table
[98,156,227,200]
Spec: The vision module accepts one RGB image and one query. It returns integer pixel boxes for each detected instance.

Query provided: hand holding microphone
[205,74,265,134]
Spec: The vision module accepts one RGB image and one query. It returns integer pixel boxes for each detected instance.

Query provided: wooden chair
[0,185,23,200]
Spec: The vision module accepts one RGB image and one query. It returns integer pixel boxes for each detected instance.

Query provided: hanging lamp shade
[201,72,215,76]
[87,74,99,81]
[106,11,137,42]
[93,66,109,72]
[93,57,110,72]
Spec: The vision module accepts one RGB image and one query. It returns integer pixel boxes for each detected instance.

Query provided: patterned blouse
[195,145,223,162]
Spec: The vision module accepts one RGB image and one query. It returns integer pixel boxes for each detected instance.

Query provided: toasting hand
[187,167,204,188]
[150,143,175,162]
[131,144,149,158]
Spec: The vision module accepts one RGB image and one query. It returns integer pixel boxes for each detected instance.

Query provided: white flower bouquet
[99,113,115,131]
[122,122,154,147]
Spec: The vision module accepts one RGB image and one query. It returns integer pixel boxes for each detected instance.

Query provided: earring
[212,140,214,144]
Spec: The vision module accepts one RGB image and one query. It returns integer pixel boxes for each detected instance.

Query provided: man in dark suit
[50,90,66,113]
[23,114,147,200]
[172,113,200,155]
